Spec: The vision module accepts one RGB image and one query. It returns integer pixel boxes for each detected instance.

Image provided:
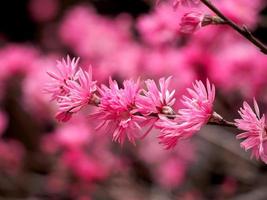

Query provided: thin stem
[208,120,236,128]
[200,0,267,54]
[208,111,236,128]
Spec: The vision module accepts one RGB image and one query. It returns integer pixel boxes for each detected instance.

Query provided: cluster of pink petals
[137,77,176,116]
[58,67,97,113]
[45,56,79,101]
[235,100,267,163]
[156,80,215,149]
[45,56,97,122]
[92,78,145,144]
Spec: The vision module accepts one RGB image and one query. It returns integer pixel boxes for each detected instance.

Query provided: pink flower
[156,79,215,149]
[57,67,97,113]
[45,56,97,122]
[45,56,79,102]
[28,0,59,22]
[235,100,267,164]
[137,4,180,46]
[92,78,145,144]
[137,77,176,115]
[180,11,205,34]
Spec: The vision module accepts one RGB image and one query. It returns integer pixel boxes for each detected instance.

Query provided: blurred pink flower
[156,80,215,149]
[92,78,145,144]
[216,0,264,28]
[45,56,79,102]
[137,5,180,46]
[28,0,59,22]
[62,150,107,182]
[209,42,267,97]
[180,11,205,34]
[0,44,39,80]
[0,140,24,175]
[137,77,176,115]
[55,120,90,149]
[156,158,186,188]
[59,6,132,59]
[22,56,56,120]
[235,100,267,163]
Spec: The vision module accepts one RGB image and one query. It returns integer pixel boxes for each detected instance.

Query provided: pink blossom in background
[62,149,107,182]
[215,0,264,28]
[137,4,180,46]
[22,55,58,120]
[156,80,215,148]
[235,100,267,163]
[59,6,142,81]
[54,118,91,149]
[156,158,187,188]
[92,78,145,144]
[0,44,39,80]
[142,48,196,90]
[209,42,267,97]
[0,140,24,175]
[138,133,195,189]
[94,42,143,80]
[180,11,205,34]
[28,0,59,22]
[59,6,132,59]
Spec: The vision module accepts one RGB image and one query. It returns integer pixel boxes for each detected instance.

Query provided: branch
[200,0,267,54]
[208,111,237,128]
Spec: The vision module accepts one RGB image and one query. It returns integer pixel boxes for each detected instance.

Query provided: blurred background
[0,0,267,199]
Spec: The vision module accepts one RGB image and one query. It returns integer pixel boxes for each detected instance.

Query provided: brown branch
[208,111,236,128]
[208,120,236,128]
[200,0,267,54]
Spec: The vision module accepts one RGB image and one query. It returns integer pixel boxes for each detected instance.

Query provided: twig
[208,111,237,128]
[208,120,236,128]
[200,0,267,54]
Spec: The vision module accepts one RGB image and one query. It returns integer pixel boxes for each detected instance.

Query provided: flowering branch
[200,0,267,54]
[45,56,267,164]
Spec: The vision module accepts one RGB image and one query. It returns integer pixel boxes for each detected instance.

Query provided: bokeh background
[0,0,267,199]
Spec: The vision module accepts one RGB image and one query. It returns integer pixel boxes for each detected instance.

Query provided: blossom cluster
[46,56,267,165]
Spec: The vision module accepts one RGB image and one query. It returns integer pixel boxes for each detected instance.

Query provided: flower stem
[200,0,267,54]
[208,112,236,128]
[208,120,236,128]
